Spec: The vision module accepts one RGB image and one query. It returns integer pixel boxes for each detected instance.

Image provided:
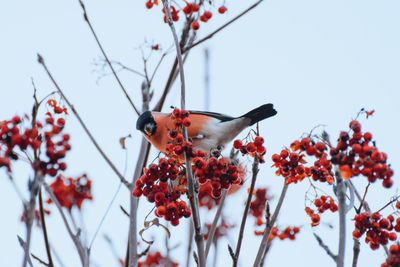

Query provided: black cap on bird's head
[136,111,157,136]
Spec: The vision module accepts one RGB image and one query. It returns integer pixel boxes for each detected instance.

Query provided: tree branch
[233,157,259,267]
[78,0,140,115]
[253,181,288,267]
[38,189,54,267]
[37,54,130,189]
[335,170,346,267]
[183,0,264,53]
[313,233,337,262]
[352,238,360,267]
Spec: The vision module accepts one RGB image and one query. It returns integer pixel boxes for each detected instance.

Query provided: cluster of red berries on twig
[47,174,92,211]
[144,0,227,31]
[233,136,266,163]
[47,99,68,115]
[132,158,190,226]
[193,155,243,199]
[305,195,338,227]
[198,182,221,209]
[353,212,398,250]
[382,244,400,267]
[334,120,394,187]
[138,251,179,267]
[0,102,70,177]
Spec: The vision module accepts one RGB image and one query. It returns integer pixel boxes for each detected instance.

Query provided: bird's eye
[144,122,155,136]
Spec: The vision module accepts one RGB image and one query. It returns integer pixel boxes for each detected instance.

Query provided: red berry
[203,11,212,19]
[254,136,264,146]
[192,3,199,12]
[190,21,200,30]
[233,140,243,149]
[218,6,227,14]
[246,142,256,153]
[182,117,191,127]
[145,1,153,9]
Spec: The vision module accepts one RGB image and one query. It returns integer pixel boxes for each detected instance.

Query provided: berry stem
[38,189,54,267]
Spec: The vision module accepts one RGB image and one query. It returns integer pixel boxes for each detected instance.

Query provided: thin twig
[78,0,140,115]
[163,1,205,266]
[352,238,360,267]
[37,54,130,189]
[233,157,259,267]
[313,233,337,262]
[183,0,264,53]
[259,242,272,267]
[205,189,228,258]
[31,253,49,266]
[39,189,54,267]
[18,235,34,267]
[253,181,288,267]
[186,222,194,267]
[43,182,88,266]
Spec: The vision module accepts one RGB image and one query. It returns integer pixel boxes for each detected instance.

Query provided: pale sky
[1,0,400,266]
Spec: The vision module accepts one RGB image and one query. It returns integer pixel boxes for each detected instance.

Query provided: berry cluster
[133,158,190,226]
[165,108,197,158]
[145,0,228,31]
[305,195,338,227]
[138,251,179,267]
[47,174,92,211]
[332,121,394,187]
[193,155,243,199]
[0,107,70,177]
[353,212,398,250]
[272,149,310,185]
[38,112,70,176]
[250,188,271,218]
[233,136,266,163]
[382,244,400,267]
[47,99,68,115]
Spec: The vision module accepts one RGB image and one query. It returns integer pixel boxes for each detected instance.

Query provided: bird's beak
[144,129,152,136]
[144,122,156,136]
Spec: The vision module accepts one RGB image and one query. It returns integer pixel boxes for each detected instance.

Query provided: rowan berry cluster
[233,136,267,163]
[132,158,190,226]
[271,149,311,185]
[144,0,228,31]
[165,108,196,157]
[353,212,398,250]
[138,251,179,267]
[305,195,338,227]
[382,244,400,267]
[47,174,92,211]
[0,104,70,177]
[193,155,243,199]
[47,99,68,115]
[249,188,271,218]
[333,120,394,188]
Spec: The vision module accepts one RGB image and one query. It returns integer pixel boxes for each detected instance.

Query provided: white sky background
[1,0,400,266]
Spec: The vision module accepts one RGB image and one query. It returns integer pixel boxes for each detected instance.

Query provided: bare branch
[37,54,130,189]
[233,157,259,267]
[78,0,140,115]
[352,238,360,267]
[335,170,346,267]
[183,0,264,53]
[38,189,54,267]
[253,181,288,267]
[313,233,337,262]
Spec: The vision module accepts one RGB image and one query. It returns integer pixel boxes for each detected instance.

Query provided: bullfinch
[136,104,277,153]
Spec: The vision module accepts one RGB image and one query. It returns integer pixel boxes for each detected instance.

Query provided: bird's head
[136,111,157,137]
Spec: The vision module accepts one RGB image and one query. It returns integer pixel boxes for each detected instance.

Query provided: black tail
[240,104,277,126]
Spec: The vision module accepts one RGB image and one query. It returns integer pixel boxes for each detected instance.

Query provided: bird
[136,103,277,154]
